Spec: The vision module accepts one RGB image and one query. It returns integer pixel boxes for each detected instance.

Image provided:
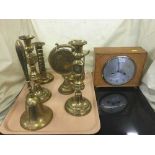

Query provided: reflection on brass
[48,44,75,95]
[34,42,54,84]
[32,82,51,103]
[15,40,53,131]
[19,35,51,103]
[65,40,92,116]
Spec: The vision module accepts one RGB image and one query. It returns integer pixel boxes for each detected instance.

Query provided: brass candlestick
[19,35,51,103]
[34,42,54,84]
[48,44,75,95]
[19,35,39,81]
[65,40,91,116]
[15,40,53,131]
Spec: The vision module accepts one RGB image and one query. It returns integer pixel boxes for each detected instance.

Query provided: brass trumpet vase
[20,94,53,131]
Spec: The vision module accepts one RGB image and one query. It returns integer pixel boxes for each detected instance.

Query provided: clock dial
[99,93,128,113]
[103,56,136,85]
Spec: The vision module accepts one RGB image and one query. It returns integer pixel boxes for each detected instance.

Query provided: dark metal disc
[48,48,74,74]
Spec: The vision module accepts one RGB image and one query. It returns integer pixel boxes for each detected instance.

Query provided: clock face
[103,56,136,85]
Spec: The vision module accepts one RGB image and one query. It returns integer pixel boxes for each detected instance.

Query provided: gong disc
[48,48,74,74]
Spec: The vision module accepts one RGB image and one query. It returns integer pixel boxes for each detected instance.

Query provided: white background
[0,0,155,155]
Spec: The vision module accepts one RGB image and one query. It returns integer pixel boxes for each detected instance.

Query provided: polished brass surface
[19,35,40,81]
[65,92,92,116]
[19,35,51,103]
[15,40,32,93]
[58,74,74,95]
[49,44,74,74]
[65,40,92,116]
[20,94,53,131]
[48,44,75,95]
[15,39,53,131]
[32,83,51,103]
[34,42,54,84]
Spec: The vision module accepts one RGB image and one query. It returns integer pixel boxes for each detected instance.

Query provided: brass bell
[20,94,53,131]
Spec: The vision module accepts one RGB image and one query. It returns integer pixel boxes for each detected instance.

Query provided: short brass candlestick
[65,40,91,116]
[34,42,54,84]
[15,40,53,131]
[19,35,51,103]
[48,44,75,95]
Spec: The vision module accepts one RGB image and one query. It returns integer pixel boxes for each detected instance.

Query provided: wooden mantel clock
[94,47,147,87]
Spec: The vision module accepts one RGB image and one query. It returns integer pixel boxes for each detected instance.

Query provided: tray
[0,72,100,134]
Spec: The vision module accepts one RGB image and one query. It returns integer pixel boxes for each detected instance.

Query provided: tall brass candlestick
[34,42,54,84]
[19,35,51,103]
[65,40,91,116]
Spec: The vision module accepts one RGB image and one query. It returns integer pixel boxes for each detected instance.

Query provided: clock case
[94,47,147,87]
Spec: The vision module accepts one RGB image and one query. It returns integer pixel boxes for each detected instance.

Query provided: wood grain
[94,47,147,87]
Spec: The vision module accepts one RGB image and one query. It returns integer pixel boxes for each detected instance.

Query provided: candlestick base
[30,86,51,103]
[39,72,54,84]
[65,96,92,116]
[58,74,74,95]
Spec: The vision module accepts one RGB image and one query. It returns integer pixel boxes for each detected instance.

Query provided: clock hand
[117,59,119,72]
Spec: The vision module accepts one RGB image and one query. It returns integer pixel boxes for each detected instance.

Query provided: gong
[48,47,74,74]
[48,44,75,95]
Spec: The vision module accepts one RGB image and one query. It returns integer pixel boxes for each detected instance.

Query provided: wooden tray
[0,73,100,134]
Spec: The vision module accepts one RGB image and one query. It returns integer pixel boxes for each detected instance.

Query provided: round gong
[48,48,74,74]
